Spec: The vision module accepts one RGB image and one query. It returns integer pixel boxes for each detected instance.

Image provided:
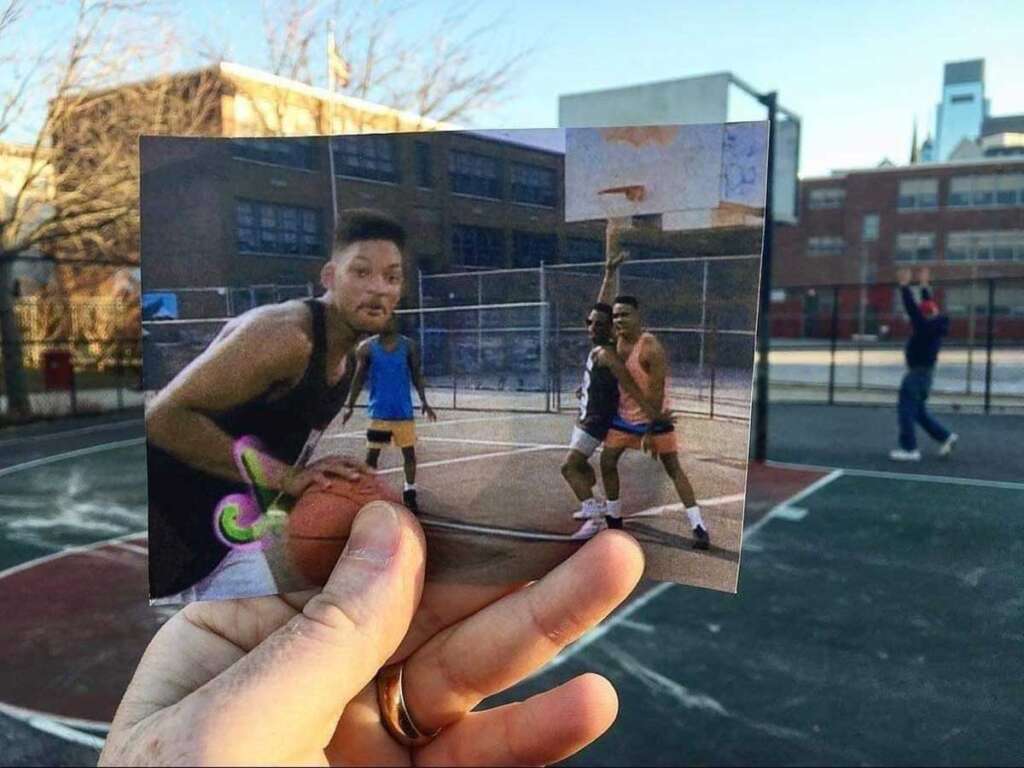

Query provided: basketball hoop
[597,184,646,221]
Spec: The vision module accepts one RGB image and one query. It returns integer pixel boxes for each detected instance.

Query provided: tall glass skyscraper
[934,59,989,162]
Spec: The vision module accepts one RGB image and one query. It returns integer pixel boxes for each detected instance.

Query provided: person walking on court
[145,209,406,601]
[343,318,437,513]
[890,267,958,461]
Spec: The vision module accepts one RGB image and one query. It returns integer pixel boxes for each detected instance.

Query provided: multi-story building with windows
[774,157,1024,336]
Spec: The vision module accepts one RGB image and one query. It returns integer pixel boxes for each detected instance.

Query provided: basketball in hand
[286,472,401,585]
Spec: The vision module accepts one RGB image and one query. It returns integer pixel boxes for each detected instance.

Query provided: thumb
[206,501,425,749]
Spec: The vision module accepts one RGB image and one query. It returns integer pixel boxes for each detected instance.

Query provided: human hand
[282,454,371,496]
[423,403,438,422]
[101,504,644,766]
[896,268,912,287]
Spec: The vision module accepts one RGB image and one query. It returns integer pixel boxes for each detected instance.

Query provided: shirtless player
[576,220,710,548]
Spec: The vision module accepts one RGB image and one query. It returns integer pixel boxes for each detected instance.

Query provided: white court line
[0,702,107,749]
[766,459,1024,492]
[420,492,746,542]
[542,469,845,672]
[377,445,552,476]
[0,418,141,449]
[110,541,149,556]
[321,412,551,442]
[0,438,145,480]
[0,530,147,582]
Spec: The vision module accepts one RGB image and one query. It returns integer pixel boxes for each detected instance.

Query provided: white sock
[606,498,622,519]
[686,505,704,529]
[580,497,597,514]
[404,482,416,492]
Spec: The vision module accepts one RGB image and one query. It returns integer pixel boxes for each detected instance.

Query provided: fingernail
[344,502,401,566]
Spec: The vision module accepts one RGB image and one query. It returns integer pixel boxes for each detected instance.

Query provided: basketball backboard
[564,122,768,230]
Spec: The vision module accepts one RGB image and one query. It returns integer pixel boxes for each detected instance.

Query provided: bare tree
[0,0,217,416]
[255,0,533,127]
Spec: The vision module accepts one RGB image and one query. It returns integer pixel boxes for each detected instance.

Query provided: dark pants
[898,367,950,451]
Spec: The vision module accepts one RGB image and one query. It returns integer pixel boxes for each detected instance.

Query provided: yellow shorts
[367,419,416,449]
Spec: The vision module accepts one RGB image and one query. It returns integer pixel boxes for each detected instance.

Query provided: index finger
[401,530,644,733]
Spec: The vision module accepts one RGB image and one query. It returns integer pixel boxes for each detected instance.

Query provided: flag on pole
[328,36,351,89]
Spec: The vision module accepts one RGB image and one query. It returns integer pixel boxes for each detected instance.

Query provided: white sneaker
[889,448,922,462]
[938,433,959,457]
[571,518,606,540]
[572,499,605,520]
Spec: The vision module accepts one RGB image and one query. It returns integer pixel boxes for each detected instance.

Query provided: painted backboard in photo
[565,122,767,229]
[140,125,765,604]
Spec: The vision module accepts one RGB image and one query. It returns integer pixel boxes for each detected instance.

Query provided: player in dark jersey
[145,209,405,602]
[562,244,670,540]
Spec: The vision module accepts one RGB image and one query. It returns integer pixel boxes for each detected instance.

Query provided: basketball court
[1,402,1021,765]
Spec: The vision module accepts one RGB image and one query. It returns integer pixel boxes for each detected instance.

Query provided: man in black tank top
[560,303,671,538]
[146,209,407,601]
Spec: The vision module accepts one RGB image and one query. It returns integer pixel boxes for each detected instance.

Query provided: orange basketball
[287,472,401,585]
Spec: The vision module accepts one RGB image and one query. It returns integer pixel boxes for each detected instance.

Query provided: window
[451,225,503,268]
[414,142,433,188]
[236,200,322,257]
[231,138,316,170]
[897,178,938,210]
[807,236,845,256]
[449,150,502,199]
[946,230,1024,262]
[951,94,975,104]
[333,135,399,182]
[566,238,603,264]
[512,232,557,267]
[996,174,1023,206]
[941,285,1024,317]
[949,174,1024,208]
[862,213,880,242]
[510,163,556,207]
[807,187,845,209]
[894,232,935,263]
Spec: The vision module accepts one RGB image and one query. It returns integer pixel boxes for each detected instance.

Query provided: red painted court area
[0,418,821,733]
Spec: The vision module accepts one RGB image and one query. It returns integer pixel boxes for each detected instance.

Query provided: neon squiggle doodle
[212,436,289,551]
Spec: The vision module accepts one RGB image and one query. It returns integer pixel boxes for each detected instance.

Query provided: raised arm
[407,338,437,421]
[596,217,630,306]
[146,308,309,486]
[897,267,923,326]
[597,347,665,421]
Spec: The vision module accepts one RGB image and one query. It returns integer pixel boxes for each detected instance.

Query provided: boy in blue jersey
[343,319,437,512]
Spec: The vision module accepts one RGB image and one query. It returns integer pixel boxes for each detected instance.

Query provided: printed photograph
[141,123,767,603]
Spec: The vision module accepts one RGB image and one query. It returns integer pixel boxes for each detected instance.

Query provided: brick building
[774,157,1024,337]
[141,127,763,318]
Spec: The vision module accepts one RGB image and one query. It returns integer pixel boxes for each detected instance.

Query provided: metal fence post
[539,263,549,413]
[827,285,840,405]
[984,279,995,414]
[709,323,717,420]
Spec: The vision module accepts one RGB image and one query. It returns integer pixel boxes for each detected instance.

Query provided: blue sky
[10,1,1024,179]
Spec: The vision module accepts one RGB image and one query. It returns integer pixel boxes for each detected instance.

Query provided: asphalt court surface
[316,409,748,589]
[505,468,1024,766]
[1,404,1021,764]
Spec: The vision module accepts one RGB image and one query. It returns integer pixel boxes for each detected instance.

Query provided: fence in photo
[768,276,1024,412]
[412,256,761,419]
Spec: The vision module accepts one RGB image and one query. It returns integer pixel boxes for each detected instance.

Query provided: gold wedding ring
[376,662,440,748]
